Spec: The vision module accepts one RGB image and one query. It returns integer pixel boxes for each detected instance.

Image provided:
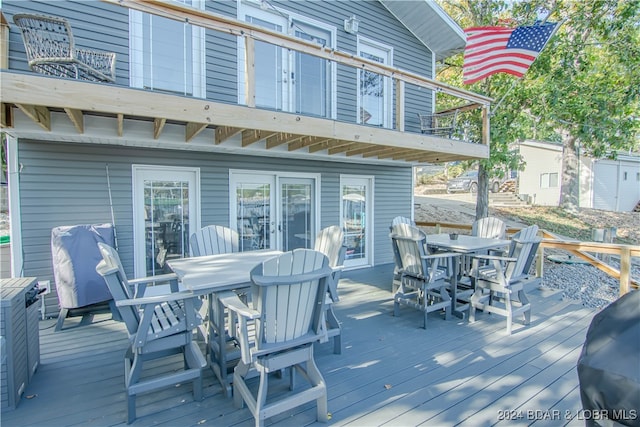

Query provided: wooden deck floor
[2,263,595,427]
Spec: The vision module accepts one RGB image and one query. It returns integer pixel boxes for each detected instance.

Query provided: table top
[167,250,282,293]
[426,233,510,253]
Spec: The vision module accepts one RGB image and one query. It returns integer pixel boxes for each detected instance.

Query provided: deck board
[1,263,597,427]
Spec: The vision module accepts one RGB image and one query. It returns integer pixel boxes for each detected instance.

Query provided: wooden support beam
[16,104,50,131]
[64,108,84,133]
[308,139,349,153]
[153,117,166,139]
[185,122,208,142]
[215,126,242,144]
[242,129,276,147]
[266,133,303,149]
[328,142,359,155]
[288,136,322,151]
[117,113,124,136]
[345,144,379,157]
[1,103,13,128]
[361,146,398,158]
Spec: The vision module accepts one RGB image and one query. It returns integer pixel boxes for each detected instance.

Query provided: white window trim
[229,169,321,250]
[236,0,337,118]
[129,0,206,98]
[132,164,201,277]
[356,36,393,128]
[340,174,374,269]
[6,135,23,277]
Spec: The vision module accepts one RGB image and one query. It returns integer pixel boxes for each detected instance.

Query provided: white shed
[517,140,640,212]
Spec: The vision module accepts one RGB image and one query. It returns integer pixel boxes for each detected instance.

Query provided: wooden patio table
[167,249,282,397]
[426,234,511,319]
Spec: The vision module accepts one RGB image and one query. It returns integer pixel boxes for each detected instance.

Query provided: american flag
[463,22,558,85]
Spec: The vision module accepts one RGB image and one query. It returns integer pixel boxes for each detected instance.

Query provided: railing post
[536,245,544,278]
[482,105,490,146]
[1,13,9,69]
[620,246,631,296]
[395,80,405,132]
[244,35,256,108]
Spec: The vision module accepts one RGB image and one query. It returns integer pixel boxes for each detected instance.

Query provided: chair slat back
[13,14,74,63]
[190,225,239,257]
[390,223,429,278]
[96,243,140,335]
[472,217,506,239]
[314,226,344,268]
[314,226,346,301]
[251,249,330,347]
[505,225,541,281]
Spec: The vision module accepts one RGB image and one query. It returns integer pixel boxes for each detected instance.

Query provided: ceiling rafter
[16,104,50,131]
[307,139,348,153]
[153,118,166,139]
[266,132,303,149]
[185,122,208,142]
[215,126,242,144]
[64,108,84,133]
[328,142,360,155]
[242,129,277,147]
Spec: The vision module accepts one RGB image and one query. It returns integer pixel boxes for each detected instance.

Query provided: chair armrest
[472,254,517,263]
[128,273,178,285]
[115,290,197,307]
[421,252,461,260]
[218,291,260,320]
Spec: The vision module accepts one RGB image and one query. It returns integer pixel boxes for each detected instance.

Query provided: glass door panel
[245,14,287,110]
[341,176,372,267]
[358,40,391,127]
[280,179,314,251]
[293,23,331,117]
[133,167,200,277]
[235,180,273,251]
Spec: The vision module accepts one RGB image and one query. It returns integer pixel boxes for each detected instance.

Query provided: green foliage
[437,0,640,210]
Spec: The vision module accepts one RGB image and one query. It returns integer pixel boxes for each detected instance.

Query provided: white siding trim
[7,136,23,277]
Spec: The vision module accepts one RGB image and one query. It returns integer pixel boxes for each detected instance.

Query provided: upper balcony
[0,1,492,165]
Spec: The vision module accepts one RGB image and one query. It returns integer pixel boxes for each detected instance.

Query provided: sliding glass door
[230,171,318,252]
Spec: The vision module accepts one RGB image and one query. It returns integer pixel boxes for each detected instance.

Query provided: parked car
[446,170,502,193]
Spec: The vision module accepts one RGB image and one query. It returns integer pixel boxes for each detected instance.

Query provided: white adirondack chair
[219,249,333,427]
[390,223,459,329]
[314,225,347,354]
[95,243,206,424]
[469,225,541,334]
[189,225,239,257]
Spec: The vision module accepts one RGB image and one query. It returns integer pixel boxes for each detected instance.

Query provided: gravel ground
[541,256,639,309]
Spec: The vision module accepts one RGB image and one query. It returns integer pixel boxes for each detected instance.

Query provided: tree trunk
[559,133,580,211]
[476,165,490,220]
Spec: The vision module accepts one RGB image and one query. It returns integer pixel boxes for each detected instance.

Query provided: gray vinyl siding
[4,0,433,129]
[16,140,412,317]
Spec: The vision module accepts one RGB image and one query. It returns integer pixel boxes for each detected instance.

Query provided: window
[238,2,336,118]
[130,0,205,97]
[357,37,392,128]
[623,171,628,181]
[540,172,559,189]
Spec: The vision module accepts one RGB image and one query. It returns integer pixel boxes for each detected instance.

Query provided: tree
[522,0,640,210]
[438,0,640,214]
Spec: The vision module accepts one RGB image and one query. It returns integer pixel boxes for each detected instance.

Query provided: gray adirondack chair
[189,225,239,257]
[314,225,347,354]
[472,216,506,239]
[219,249,332,427]
[13,14,116,82]
[390,223,459,328]
[465,216,508,271]
[95,243,206,424]
[469,225,541,334]
[390,216,423,292]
